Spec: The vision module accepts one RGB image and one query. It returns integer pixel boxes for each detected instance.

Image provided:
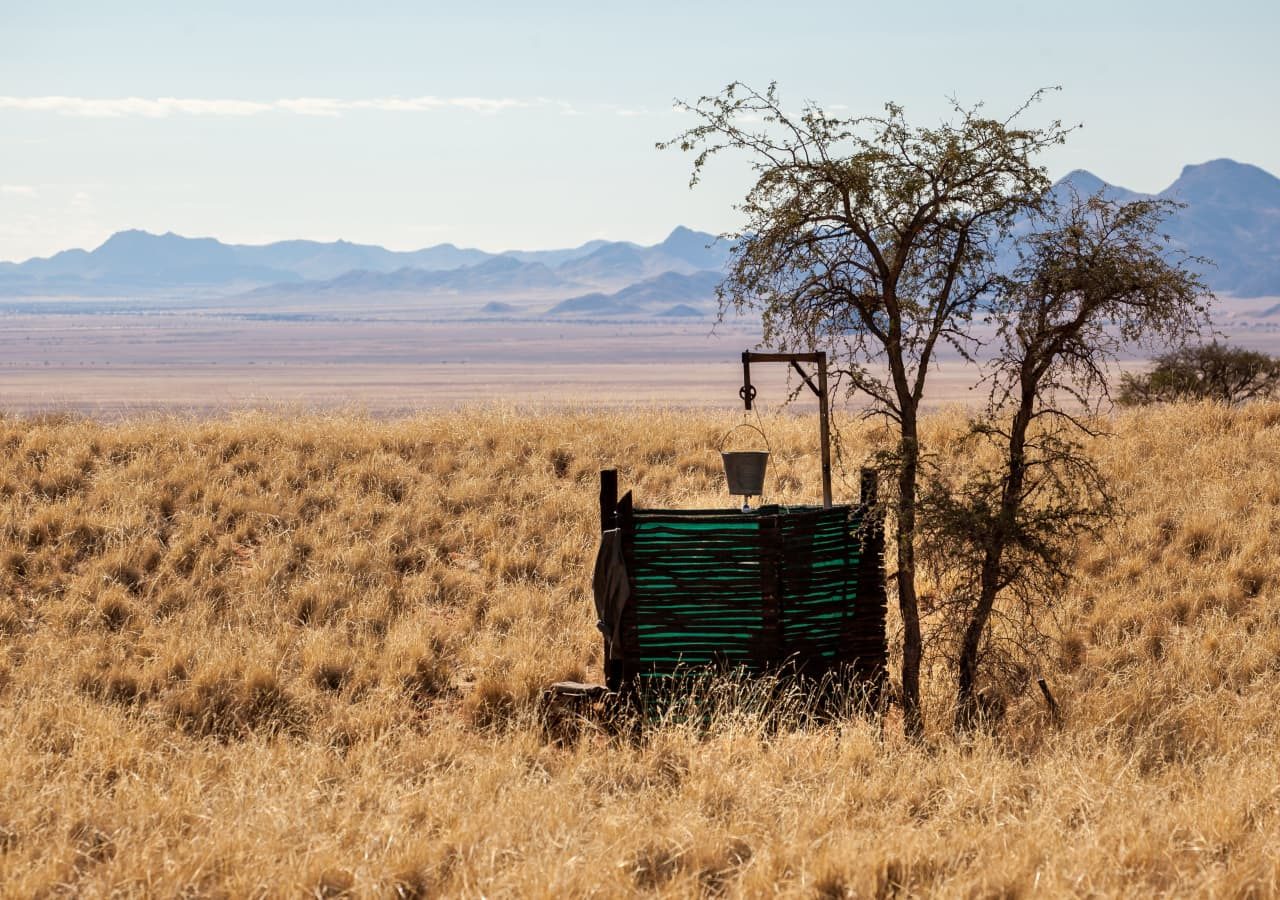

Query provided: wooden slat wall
[606,498,888,700]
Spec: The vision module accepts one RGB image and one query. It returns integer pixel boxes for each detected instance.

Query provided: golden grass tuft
[0,403,1279,894]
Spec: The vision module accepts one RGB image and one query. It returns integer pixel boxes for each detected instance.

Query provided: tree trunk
[955,384,1033,731]
[896,421,925,740]
[954,558,1001,731]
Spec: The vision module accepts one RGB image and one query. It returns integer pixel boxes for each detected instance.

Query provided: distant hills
[0,229,496,289]
[0,224,733,316]
[547,271,724,316]
[1055,159,1280,297]
[0,224,728,292]
[248,255,574,301]
[1,160,1277,319]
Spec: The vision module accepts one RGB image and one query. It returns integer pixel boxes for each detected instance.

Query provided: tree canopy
[664,83,1073,737]
[921,193,1209,729]
[667,82,1219,736]
[1118,341,1280,407]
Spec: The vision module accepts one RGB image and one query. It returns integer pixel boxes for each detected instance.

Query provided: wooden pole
[817,352,832,509]
[599,469,619,688]
[740,351,754,411]
[741,350,833,508]
[599,469,618,532]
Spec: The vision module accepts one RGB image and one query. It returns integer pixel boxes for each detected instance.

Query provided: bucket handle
[715,421,773,454]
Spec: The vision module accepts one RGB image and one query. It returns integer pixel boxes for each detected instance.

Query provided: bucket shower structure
[718,422,772,510]
[738,350,833,509]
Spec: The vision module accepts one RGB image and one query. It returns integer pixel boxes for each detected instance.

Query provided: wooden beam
[788,360,822,399]
[739,350,834,508]
[744,351,824,364]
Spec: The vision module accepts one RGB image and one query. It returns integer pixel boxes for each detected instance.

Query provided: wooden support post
[599,470,620,691]
[817,352,832,509]
[614,490,635,695]
[742,350,833,508]
[599,469,618,532]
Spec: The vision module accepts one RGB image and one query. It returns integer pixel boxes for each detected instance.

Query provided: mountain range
[546,270,725,316]
[1,159,1277,317]
[0,224,729,297]
[1053,159,1280,297]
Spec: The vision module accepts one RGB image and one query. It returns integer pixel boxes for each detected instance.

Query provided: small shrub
[630,842,683,890]
[400,655,451,705]
[69,820,116,865]
[311,659,352,693]
[389,868,433,900]
[96,592,136,632]
[77,665,147,706]
[464,677,519,729]
[166,667,306,740]
[307,867,355,898]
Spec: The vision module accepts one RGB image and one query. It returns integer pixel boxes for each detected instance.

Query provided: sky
[1,0,1277,262]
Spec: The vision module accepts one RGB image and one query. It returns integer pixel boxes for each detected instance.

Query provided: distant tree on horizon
[1118,341,1280,407]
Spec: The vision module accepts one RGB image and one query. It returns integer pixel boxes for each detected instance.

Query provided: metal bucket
[721,450,769,497]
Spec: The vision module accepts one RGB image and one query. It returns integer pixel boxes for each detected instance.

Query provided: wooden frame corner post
[741,350,833,508]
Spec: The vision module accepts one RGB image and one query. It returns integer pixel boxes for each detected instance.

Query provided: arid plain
[3,295,1278,415]
[0,308,942,415]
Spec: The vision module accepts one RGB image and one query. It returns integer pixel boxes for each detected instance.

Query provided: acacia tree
[1118,341,1280,406]
[920,193,1209,730]
[662,83,1070,736]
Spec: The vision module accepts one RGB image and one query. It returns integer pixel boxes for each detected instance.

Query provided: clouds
[0,95,556,118]
[0,95,681,121]
[0,97,272,117]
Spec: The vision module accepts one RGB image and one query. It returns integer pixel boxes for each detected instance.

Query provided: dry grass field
[2,403,1280,896]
